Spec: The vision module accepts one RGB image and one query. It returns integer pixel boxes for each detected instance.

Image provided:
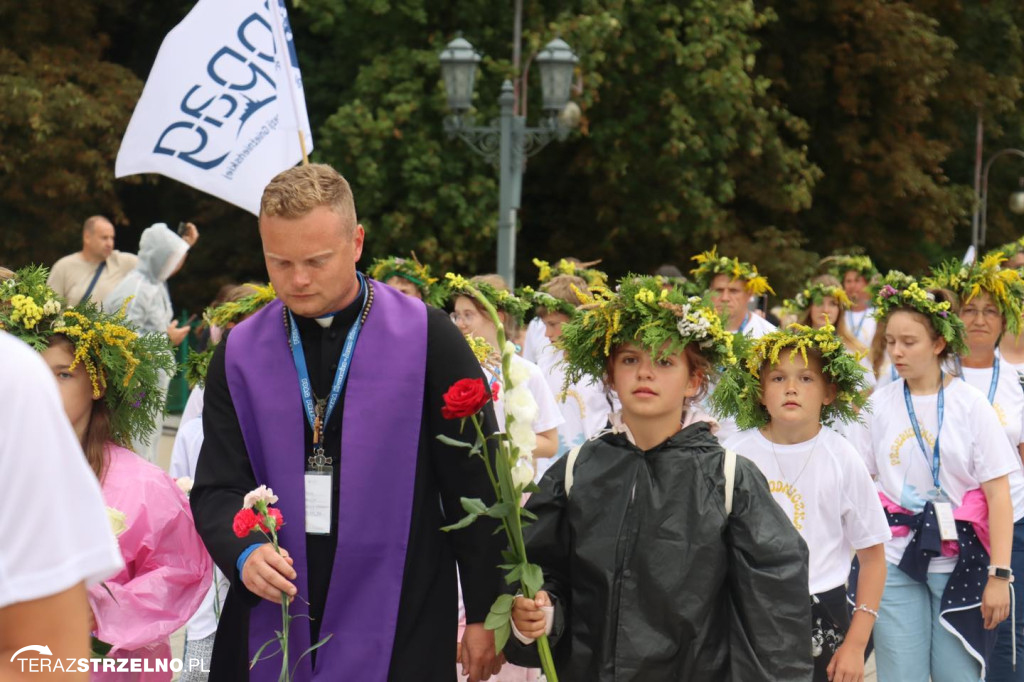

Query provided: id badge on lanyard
[904,375,957,541]
[305,403,333,536]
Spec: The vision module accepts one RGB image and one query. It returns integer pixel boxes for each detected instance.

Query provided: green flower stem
[261,510,291,682]
[465,286,559,682]
[470,414,513,543]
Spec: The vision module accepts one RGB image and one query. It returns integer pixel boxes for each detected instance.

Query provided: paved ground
[155,417,878,680]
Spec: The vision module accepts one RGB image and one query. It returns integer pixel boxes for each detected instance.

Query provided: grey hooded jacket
[103,223,189,334]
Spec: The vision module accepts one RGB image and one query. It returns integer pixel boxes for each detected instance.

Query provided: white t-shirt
[736,313,777,339]
[169,417,229,641]
[0,332,123,608]
[846,378,1020,572]
[535,345,612,480]
[846,308,877,348]
[522,317,549,365]
[486,354,564,436]
[725,427,891,594]
[959,359,1024,521]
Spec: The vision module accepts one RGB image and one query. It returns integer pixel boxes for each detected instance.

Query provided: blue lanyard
[287,274,368,449]
[955,355,1000,404]
[903,373,944,490]
[737,313,751,334]
[848,309,868,339]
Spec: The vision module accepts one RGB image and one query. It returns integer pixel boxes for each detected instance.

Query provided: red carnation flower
[232,508,260,538]
[491,381,501,402]
[441,378,491,419]
[259,507,285,533]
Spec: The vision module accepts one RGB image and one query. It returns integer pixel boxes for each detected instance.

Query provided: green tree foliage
[756,0,1024,276]
[0,0,143,264]
[2,0,1022,309]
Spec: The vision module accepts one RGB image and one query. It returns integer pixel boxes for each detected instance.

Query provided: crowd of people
[4,161,1024,682]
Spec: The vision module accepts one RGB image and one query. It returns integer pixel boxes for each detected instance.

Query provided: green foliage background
[1,0,1022,312]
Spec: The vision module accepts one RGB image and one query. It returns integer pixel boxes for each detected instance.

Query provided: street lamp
[972,148,1024,253]
[439,35,579,287]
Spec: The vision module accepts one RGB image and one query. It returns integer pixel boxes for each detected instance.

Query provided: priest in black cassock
[191,164,506,682]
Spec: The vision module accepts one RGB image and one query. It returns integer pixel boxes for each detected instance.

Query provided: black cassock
[191,299,504,681]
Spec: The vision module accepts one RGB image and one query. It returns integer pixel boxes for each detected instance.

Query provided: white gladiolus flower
[42,299,62,315]
[243,484,279,509]
[505,384,539,424]
[511,459,535,489]
[507,419,538,455]
[507,359,530,387]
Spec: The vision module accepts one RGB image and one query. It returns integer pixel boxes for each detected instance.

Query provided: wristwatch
[988,565,1014,581]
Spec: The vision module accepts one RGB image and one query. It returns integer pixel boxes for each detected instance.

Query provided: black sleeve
[190,334,260,604]
[725,457,813,681]
[502,455,571,667]
[424,307,506,624]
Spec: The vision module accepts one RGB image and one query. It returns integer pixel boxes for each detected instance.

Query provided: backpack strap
[563,444,585,496]
[724,448,737,515]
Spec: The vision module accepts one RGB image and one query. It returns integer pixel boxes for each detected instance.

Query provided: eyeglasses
[449,310,479,325]
[960,306,1000,319]
[960,307,1001,320]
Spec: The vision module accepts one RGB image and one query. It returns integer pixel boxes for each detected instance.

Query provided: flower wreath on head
[989,237,1024,262]
[444,273,533,324]
[825,253,878,281]
[689,246,774,296]
[556,275,736,386]
[872,270,967,355]
[711,323,869,430]
[186,283,277,389]
[924,252,1024,337]
[783,282,852,317]
[0,265,176,448]
[532,257,607,288]
[517,285,579,318]
[368,253,447,308]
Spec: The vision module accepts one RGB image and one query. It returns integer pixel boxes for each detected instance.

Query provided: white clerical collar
[315,316,334,329]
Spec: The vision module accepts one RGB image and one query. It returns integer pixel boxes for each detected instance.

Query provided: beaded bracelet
[852,604,879,619]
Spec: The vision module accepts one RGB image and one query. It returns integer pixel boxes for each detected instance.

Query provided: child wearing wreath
[506,276,812,681]
[368,252,447,306]
[713,323,890,681]
[0,266,212,681]
[845,272,1016,681]
[519,276,614,481]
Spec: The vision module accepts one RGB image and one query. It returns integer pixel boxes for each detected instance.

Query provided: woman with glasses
[927,255,1024,681]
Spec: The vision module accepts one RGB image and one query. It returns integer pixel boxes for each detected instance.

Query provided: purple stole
[225,282,426,682]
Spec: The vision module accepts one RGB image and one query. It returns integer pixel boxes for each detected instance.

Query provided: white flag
[115,0,313,215]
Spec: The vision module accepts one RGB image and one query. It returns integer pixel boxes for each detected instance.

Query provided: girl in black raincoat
[506,276,812,681]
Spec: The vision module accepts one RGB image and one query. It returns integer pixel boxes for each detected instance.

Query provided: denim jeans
[873,564,982,682]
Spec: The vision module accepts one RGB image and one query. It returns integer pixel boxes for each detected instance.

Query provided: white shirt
[735,312,777,339]
[535,345,612,480]
[846,308,877,348]
[169,417,229,641]
[522,317,549,365]
[846,378,1020,572]
[960,359,1024,521]
[725,427,891,594]
[487,354,564,436]
[0,332,123,608]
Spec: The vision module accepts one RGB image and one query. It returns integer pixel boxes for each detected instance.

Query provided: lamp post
[439,35,579,287]
[971,147,1024,254]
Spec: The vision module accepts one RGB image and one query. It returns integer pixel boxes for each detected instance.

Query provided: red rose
[490,381,501,403]
[441,378,491,419]
[258,507,285,533]
[232,508,259,538]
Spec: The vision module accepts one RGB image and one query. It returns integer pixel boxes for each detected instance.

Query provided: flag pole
[269,0,310,166]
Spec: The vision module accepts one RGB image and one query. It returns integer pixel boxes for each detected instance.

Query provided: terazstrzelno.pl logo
[10,644,209,674]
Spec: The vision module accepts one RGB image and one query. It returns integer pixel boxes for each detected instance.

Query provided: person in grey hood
[104,221,199,461]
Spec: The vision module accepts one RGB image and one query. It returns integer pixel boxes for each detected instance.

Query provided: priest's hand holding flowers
[233,486,330,681]
[438,284,559,682]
